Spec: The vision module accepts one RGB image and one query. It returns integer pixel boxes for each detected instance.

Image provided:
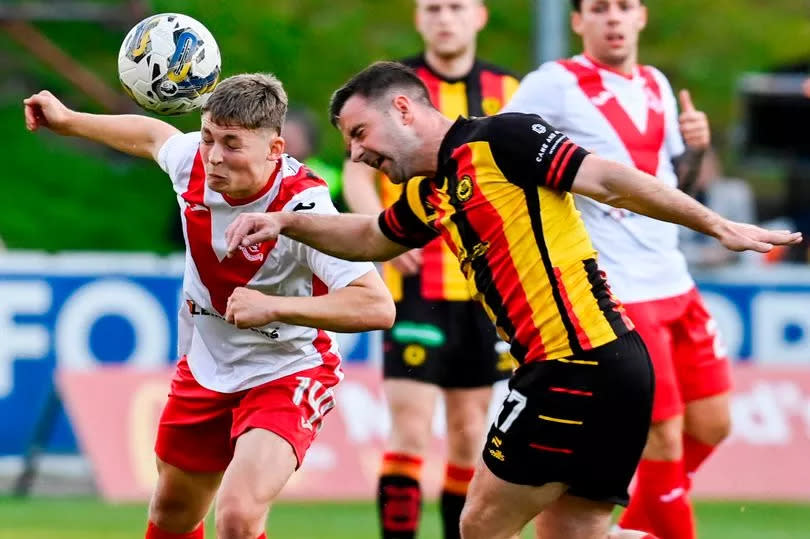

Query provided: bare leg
[460,460,567,539]
[535,494,614,539]
[148,458,223,533]
[215,428,297,539]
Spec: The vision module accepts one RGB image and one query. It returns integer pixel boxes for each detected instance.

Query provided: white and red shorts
[155,357,341,473]
[623,287,731,422]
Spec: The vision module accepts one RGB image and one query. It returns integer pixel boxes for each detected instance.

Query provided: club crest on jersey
[456,175,473,202]
[239,243,264,262]
[531,123,547,135]
[590,90,613,107]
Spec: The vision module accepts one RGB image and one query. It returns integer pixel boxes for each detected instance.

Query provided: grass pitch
[0,497,808,538]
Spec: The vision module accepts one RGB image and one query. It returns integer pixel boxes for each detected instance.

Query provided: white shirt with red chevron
[503,54,693,303]
[157,132,374,393]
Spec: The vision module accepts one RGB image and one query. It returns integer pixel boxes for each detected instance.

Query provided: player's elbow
[363,291,396,330]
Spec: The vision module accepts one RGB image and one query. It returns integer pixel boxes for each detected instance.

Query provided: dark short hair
[571,0,644,11]
[328,61,433,127]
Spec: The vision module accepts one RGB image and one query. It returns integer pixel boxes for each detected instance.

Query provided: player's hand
[389,249,422,275]
[678,89,710,151]
[226,287,275,328]
[225,213,284,257]
[23,90,75,134]
[715,220,802,253]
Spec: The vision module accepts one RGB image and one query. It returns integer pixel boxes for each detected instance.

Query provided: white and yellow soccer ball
[118,13,221,115]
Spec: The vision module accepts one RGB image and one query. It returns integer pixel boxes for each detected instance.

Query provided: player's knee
[690,414,731,446]
[644,419,684,460]
[215,499,264,539]
[148,489,201,532]
[459,502,484,538]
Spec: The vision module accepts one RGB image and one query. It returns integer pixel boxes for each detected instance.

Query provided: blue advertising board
[0,252,379,455]
[1,253,809,456]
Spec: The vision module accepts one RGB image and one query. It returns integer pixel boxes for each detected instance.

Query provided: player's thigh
[384,378,439,453]
[534,493,615,539]
[684,392,731,445]
[443,385,493,464]
[149,457,222,531]
[672,289,732,404]
[624,300,683,423]
[461,460,566,539]
[217,429,297,518]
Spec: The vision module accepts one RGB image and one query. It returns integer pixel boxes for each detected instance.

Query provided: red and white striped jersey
[158,132,374,392]
[503,55,693,303]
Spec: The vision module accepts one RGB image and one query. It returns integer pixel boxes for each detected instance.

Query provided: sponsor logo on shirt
[293,201,316,212]
[186,300,279,339]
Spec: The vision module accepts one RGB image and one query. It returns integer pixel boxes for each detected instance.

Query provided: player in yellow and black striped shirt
[224,62,802,539]
[341,3,520,538]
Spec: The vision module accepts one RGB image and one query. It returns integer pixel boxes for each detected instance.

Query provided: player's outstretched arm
[225,270,395,331]
[341,159,422,275]
[23,90,180,161]
[225,212,410,262]
[571,154,803,253]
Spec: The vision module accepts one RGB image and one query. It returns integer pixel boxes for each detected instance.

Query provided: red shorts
[623,287,731,422]
[155,357,341,473]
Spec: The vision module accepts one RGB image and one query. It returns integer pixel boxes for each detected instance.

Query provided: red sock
[257,533,267,539]
[145,521,203,539]
[683,433,717,490]
[621,459,695,539]
[618,479,654,534]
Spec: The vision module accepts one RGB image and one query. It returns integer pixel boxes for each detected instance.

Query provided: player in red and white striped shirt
[504,2,728,538]
[24,73,395,539]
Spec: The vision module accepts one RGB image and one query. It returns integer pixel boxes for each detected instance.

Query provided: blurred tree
[2,0,809,250]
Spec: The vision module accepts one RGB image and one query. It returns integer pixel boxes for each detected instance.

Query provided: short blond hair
[202,73,288,132]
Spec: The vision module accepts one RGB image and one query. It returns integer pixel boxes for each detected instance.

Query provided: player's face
[200,114,284,198]
[572,0,647,69]
[415,0,487,60]
[337,95,423,184]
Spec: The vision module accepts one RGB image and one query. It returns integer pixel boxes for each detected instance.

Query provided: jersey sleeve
[488,113,589,191]
[157,131,201,192]
[377,178,440,248]
[501,62,565,126]
[295,196,377,289]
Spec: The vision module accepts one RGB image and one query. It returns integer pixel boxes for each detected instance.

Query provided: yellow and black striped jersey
[379,55,520,302]
[378,113,634,364]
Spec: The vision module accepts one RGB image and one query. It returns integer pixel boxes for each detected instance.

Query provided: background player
[504,1,729,537]
[23,74,394,539]
[340,2,519,537]
[224,61,800,538]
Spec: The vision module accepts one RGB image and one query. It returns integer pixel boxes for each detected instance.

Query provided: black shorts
[482,330,654,506]
[383,277,513,388]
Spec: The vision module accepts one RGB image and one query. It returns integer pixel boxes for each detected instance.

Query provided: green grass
[1,497,809,538]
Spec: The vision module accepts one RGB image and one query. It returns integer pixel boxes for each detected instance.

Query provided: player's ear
[475,2,489,31]
[571,10,584,36]
[268,133,285,161]
[637,3,648,31]
[392,95,414,125]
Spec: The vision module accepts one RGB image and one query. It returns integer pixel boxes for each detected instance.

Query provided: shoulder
[476,59,520,81]
[273,156,333,213]
[398,55,426,69]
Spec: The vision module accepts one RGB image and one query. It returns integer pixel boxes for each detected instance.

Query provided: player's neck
[584,51,638,77]
[424,48,476,80]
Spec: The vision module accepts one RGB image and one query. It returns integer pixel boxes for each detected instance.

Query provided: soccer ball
[118,13,221,115]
